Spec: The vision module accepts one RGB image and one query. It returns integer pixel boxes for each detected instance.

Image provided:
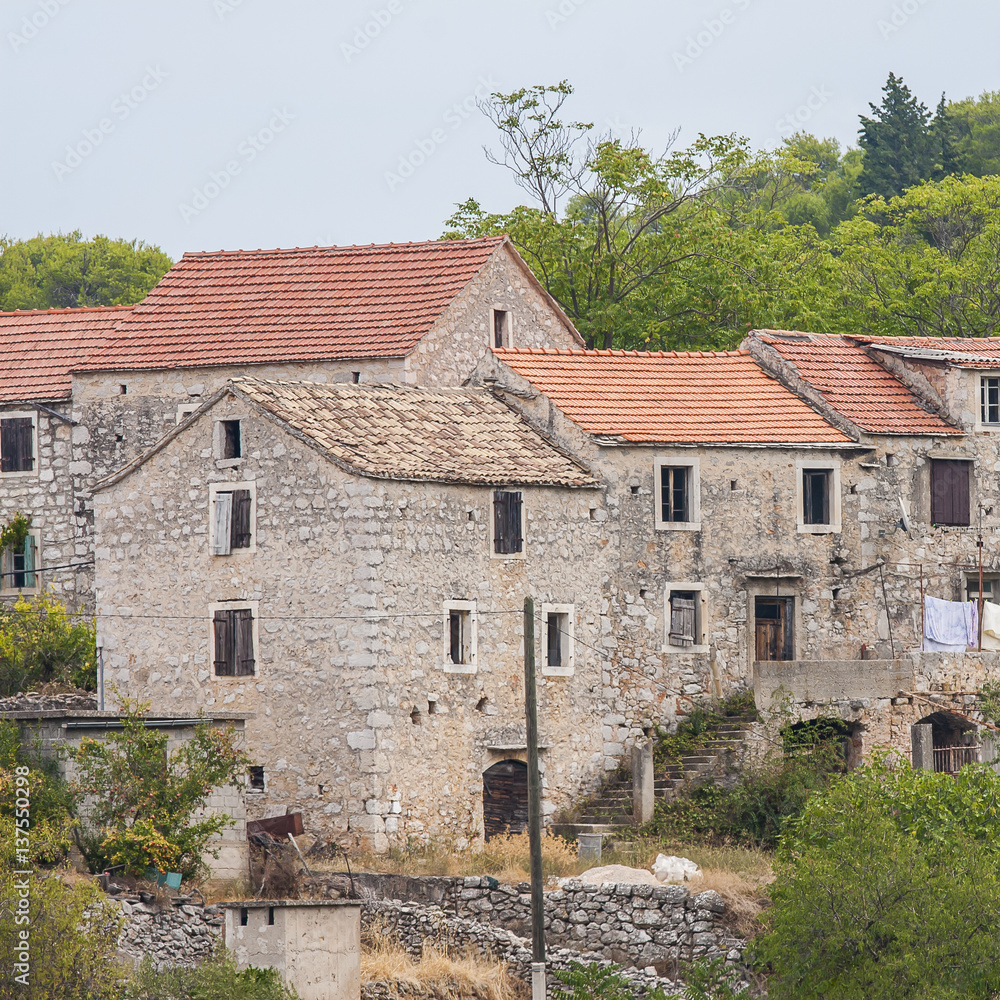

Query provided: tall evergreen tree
[858,73,937,198]
[931,94,960,178]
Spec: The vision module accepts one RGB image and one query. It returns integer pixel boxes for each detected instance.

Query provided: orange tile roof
[78,237,507,372]
[494,347,851,444]
[0,305,132,403]
[754,331,960,436]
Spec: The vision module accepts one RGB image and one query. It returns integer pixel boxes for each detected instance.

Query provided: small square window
[248,766,265,791]
[982,376,1000,425]
[443,601,477,673]
[493,491,524,555]
[213,606,256,676]
[541,603,574,676]
[0,416,34,474]
[222,420,241,459]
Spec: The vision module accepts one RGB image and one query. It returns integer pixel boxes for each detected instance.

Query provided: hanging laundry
[982,601,1000,651]
[924,596,977,650]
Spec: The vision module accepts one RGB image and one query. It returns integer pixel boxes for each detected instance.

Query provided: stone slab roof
[0,305,132,402]
[75,237,507,372]
[859,335,1000,369]
[753,331,961,436]
[493,347,852,445]
[230,378,599,487]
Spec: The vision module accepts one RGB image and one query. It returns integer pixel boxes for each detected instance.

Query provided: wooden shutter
[22,535,36,590]
[234,608,255,676]
[212,493,233,555]
[669,596,697,647]
[230,490,252,548]
[493,492,523,554]
[213,610,234,675]
[931,459,971,526]
[1,418,33,473]
[508,492,522,551]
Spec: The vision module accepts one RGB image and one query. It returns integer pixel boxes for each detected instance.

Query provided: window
[755,597,794,661]
[1,532,37,593]
[654,458,700,530]
[222,420,241,459]
[176,403,199,424]
[664,583,706,653]
[212,606,256,676]
[0,416,34,474]
[493,491,523,555]
[209,483,255,555]
[930,459,971,527]
[967,575,1000,603]
[248,766,265,792]
[982,376,1000,425]
[796,460,841,533]
[442,600,477,673]
[541,603,574,676]
[491,308,510,349]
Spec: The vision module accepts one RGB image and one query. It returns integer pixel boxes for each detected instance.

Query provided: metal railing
[933,745,981,775]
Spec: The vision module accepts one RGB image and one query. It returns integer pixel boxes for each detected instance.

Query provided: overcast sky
[2,0,997,260]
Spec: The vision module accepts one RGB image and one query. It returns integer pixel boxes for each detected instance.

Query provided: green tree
[758,754,1000,1000]
[0,231,171,311]
[0,592,96,696]
[947,90,1000,176]
[858,73,938,198]
[69,699,251,878]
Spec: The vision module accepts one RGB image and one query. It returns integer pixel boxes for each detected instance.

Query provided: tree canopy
[0,231,171,311]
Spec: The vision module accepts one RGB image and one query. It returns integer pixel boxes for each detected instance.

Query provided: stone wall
[117,896,225,968]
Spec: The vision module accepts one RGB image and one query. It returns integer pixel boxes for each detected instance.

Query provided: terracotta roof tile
[0,305,132,403]
[229,378,599,487]
[494,348,850,444]
[755,331,961,436]
[78,237,506,373]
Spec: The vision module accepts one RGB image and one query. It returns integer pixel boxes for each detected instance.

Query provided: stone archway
[482,760,528,842]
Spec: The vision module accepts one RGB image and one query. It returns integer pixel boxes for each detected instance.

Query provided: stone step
[550,822,631,839]
[575,815,634,826]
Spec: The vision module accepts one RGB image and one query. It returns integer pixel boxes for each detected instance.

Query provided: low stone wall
[324,873,742,970]
[117,897,225,968]
[363,897,684,998]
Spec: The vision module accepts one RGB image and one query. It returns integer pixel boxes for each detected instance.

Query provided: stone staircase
[550,717,754,841]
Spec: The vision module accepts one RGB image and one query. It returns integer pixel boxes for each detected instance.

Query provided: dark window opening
[268,907,275,925]
[222,420,241,459]
[802,469,832,525]
[0,417,33,473]
[240,907,249,926]
[3,535,36,591]
[968,576,1000,603]
[119,384,127,395]
[493,491,523,554]
[427,699,437,715]
[660,466,690,523]
[493,309,508,349]
[731,479,738,491]
[755,596,794,661]
[546,612,568,667]
[782,718,852,770]
[449,608,471,665]
[248,766,265,791]
[630,485,639,495]
[352,371,361,384]
[930,458,971,527]
[983,377,1000,424]
[213,607,255,676]
[483,759,528,841]
[668,591,698,648]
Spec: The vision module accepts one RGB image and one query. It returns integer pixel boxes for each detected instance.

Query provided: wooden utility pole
[523,597,546,999]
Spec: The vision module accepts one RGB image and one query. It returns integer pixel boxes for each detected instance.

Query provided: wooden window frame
[540,603,575,677]
[209,601,259,678]
[209,482,256,555]
[442,600,477,674]
[796,460,841,534]
[213,417,245,468]
[930,458,972,527]
[976,372,1000,430]
[0,529,39,595]
[663,582,707,654]
[490,308,512,350]
[491,490,525,559]
[0,411,37,477]
[653,457,700,531]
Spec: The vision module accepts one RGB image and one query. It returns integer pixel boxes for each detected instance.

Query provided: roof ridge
[494,346,749,358]
[2,303,135,316]
[180,235,506,260]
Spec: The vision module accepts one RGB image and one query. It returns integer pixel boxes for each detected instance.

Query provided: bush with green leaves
[126,950,298,1000]
[758,753,1000,1000]
[552,960,750,1000]
[70,699,251,878]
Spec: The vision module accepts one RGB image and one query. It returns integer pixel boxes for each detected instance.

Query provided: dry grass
[362,936,527,1000]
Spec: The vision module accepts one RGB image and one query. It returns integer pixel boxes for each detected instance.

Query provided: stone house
[93,377,607,849]
[0,237,581,609]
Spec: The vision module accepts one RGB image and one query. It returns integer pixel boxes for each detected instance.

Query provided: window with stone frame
[802,468,832,525]
[541,603,574,676]
[1,532,38,593]
[443,600,477,673]
[213,607,256,676]
[493,491,523,555]
[0,416,34,474]
[492,308,511,349]
[668,591,698,648]
[982,376,1000,425]
[654,458,700,530]
[210,486,254,555]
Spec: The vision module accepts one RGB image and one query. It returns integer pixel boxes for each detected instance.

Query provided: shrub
[69,699,251,878]
[127,950,298,999]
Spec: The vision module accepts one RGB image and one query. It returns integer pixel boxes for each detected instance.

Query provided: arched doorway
[482,760,528,841]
